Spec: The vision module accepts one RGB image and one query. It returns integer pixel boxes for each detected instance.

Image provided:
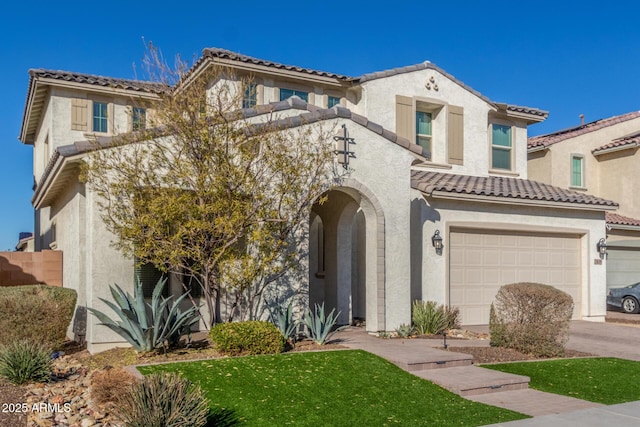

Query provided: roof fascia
[593,142,638,156]
[32,152,85,209]
[424,190,617,212]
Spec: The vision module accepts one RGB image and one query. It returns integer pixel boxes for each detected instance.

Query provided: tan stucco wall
[411,189,609,322]
[527,116,640,208]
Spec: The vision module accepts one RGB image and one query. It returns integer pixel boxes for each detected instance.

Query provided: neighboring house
[528,112,640,290]
[20,48,616,352]
[15,232,34,252]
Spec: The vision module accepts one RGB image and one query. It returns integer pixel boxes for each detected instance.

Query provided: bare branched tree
[82,44,340,326]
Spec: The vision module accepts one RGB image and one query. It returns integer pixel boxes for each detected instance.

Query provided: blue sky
[1,1,640,250]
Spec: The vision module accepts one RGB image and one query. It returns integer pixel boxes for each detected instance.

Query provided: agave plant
[88,277,200,352]
[302,303,345,345]
[267,300,299,342]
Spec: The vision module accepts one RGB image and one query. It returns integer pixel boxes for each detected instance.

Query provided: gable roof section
[20,69,164,145]
[528,111,640,150]
[592,131,640,155]
[202,48,352,81]
[606,212,640,228]
[412,170,617,210]
[32,98,425,208]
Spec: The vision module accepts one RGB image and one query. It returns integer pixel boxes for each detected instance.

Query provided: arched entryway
[308,182,385,331]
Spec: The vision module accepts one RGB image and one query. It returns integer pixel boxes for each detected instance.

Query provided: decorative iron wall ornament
[334,124,355,169]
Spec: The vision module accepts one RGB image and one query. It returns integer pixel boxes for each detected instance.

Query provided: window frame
[242,83,258,109]
[490,123,514,171]
[279,87,309,102]
[415,110,433,153]
[570,153,586,189]
[92,101,109,133]
[327,95,341,108]
[132,107,146,131]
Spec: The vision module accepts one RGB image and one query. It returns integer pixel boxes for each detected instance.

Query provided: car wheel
[622,297,640,314]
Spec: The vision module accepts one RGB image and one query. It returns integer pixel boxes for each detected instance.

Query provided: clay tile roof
[506,104,548,118]
[592,131,640,155]
[411,171,617,208]
[29,69,167,93]
[203,48,352,80]
[606,212,640,227]
[528,111,640,149]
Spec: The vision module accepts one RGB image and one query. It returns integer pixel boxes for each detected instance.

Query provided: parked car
[607,282,640,314]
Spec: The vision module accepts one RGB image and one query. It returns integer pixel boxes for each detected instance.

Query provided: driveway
[567,320,640,361]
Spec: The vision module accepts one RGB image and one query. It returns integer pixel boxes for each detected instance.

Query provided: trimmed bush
[0,340,52,384]
[91,367,139,406]
[210,321,286,356]
[0,285,77,350]
[490,282,574,357]
[113,373,209,427]
[412,300,460,335]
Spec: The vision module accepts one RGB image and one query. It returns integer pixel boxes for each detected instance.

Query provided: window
[134,258,167,298]
[243,83,257,108]
[416,111,432,152]
[93,102,108,133]
[571,155,584,187]
[328,96,341,108]
[132,107,146,131]
[279,88,309,102]
[491,124,512,170]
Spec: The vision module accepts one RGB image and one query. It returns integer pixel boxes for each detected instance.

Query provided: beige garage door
[449,229,582,325]
[607,246,640,290]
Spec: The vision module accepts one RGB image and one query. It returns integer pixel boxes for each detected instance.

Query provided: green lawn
[485,357,640,405]
[138,350,527,426]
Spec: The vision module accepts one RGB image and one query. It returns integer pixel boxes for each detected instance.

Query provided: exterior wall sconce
[597,238,607,259]
[432,230,443,255]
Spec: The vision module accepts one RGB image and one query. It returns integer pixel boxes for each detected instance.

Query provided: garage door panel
[450,229,581,325]
[607,247,640,290]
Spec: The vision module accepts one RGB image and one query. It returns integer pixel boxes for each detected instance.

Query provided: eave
[32,152,85,209]
[423,190,618,212]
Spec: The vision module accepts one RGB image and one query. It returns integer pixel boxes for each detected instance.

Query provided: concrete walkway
[335,319,640,425]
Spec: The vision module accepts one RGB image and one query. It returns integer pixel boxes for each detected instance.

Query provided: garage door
[449,229,582,325]
[607,245,640,290]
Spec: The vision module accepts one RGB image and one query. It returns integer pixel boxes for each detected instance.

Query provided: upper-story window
[570,154,585,188]
[132,107,146,131]
[280,88,309,102]
[243,84,257,108]
[491,124,512,170]
[93,102,108,133]
[328,96,341,108]
[416,111,432,152]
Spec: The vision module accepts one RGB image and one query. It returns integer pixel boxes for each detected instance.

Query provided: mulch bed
[0,382,27,427]
[441,346,595,364]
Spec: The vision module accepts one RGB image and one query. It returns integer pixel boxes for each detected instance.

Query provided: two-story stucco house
[20,48,616,352]
[528,112,640,290]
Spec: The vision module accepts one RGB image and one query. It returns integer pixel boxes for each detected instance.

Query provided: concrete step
[390,350,473,371]
[468,388,603,417]
[413,365,530,396]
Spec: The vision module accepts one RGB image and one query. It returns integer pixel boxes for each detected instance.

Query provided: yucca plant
[113,373,209,427]
[302,303,344,345]
[88,277,201,353]
[268,300,299,342]
[0,340,52,384]
[412,300,460,335]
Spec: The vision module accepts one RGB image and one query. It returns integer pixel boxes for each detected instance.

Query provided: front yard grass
[138,350,527,426]
[485,357,640,404]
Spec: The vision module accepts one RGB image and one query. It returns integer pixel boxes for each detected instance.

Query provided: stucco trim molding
[339,177,387,332]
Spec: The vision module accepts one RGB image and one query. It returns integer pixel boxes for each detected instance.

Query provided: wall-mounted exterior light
[432,230,443,256]
[597,238,607,258]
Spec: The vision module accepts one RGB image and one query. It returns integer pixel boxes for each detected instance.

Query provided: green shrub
[0,340,52,385]
[302,303,344,345]
[412,300,460,335]
[210,321,286,356]
[490,283,574,357]
[113,373,209,427]
[0,285,76,350]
